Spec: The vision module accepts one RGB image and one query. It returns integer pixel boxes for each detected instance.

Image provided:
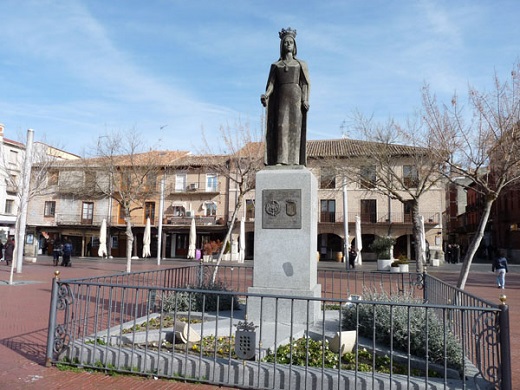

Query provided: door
[361,199,377,223]
[175,234,189,257]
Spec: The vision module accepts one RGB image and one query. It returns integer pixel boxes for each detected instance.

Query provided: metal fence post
[422,271,428,303]
[198,260,203,288]
[499,295,512,390]
[45,271,60,367]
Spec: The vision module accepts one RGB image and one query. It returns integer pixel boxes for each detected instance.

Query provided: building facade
[0,124,24,243]
[25,138,446,263]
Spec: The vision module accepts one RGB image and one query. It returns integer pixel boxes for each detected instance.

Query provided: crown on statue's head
[279,27,297,40]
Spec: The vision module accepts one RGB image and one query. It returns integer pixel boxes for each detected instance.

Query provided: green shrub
[342,290,463,371]
[369,237,395,259]
[159,282,240,313]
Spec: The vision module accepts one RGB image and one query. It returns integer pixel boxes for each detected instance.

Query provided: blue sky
[0,0,519,155]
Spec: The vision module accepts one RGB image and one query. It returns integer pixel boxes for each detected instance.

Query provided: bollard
[45,271,60,367]
[498,294,512,390]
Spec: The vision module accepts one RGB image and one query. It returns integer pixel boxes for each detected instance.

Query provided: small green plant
[369,236,395,259]
[262,337,436,376]
[391,260,400,267]
[85,338,107,345]
[122,315,202,334]
[191,335,236,358]
[397,254,409,264]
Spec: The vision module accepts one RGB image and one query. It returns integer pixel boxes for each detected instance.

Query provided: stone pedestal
[247,167,321,324]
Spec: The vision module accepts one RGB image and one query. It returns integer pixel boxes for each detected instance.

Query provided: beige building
[25,138,445,262]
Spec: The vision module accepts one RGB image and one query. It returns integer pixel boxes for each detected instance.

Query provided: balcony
[169,182,220,194]
[55,213,108,226]
[162,215,224,226]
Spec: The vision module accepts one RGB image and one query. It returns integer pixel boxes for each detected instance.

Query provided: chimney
[0,123,4,137]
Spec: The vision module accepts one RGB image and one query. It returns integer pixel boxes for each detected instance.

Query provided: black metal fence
[46,264,510,389]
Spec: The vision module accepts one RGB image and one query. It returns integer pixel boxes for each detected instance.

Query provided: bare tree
[1,131,73,280]
[422,63,520,289]
[199,121,264,284]
[80,131,175,272]
[337,115,446,273]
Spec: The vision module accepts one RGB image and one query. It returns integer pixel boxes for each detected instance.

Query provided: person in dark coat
[52,238,62,266]
[4,238,14,266]
[61,237,73,267]
[348,246,357,269]
[492,251,509,289]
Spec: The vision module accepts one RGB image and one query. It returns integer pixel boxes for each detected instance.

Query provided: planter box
[377,259,393,271]
[399,264,409,272]
[431,259,440,267]
[390,266,400,273]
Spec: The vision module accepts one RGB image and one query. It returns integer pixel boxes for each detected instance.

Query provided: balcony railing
[168,182,220,194]
[56,213,108,226]
[54,213,227,228]
[326,211,441,224]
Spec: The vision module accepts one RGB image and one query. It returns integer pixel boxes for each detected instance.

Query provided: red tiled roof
[307,138,426,158]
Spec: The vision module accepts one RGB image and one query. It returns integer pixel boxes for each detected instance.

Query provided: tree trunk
[211,193,244,284]
[411,200,425,274]
[457,198,493,289]
[125,217,133,273]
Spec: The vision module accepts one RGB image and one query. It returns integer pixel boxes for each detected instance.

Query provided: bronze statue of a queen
[261,27,310,166]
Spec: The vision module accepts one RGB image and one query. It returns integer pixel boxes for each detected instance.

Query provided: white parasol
[187,216,196,259]
[355,215,363,265]
[142,217,151,258]
[98,218,108,258]
[239,218,246,263]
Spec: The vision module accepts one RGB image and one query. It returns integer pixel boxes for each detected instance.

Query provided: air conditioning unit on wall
[187,183,198,190]
[186,210,194,217]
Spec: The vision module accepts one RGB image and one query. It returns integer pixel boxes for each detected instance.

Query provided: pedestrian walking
[492,251,509,289]
[52,238,62,266]
[348,246,357,269]
[4,238,14,266]
[61,237,73,267]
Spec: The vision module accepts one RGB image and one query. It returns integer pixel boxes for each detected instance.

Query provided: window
[44,201,56,217]
[84,171,96,188]
[204,202,217,217]
[5,199,14,214]
[360,199,377,223]
[360,166,376,189]
[145,202,156,222]
[173,205,185,216]
[145,172,157,191]
[404,200,413,223]
[175,173,186,192]
[320,168,336,189]
[48,170,59,186]
[118,204,127,224]
[8,150,18,165]
[206,174,218,192]
[121,172,132,191]
[82,202,94,224]
[320,200,336,222]
[403,165,419,188]
[246,199,255,220]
